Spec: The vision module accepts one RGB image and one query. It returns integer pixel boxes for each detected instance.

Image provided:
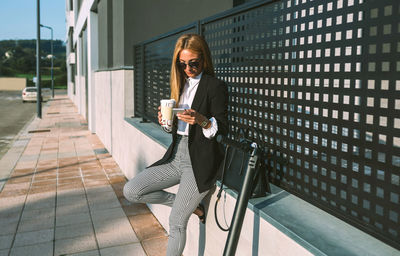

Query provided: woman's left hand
[177,109,206,126]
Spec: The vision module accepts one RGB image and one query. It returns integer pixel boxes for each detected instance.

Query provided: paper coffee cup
[160,99,175,131]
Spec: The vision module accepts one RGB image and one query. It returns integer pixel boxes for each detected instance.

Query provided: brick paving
[0,95,168,256]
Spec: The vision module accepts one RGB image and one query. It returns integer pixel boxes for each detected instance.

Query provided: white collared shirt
[177,72,218,138]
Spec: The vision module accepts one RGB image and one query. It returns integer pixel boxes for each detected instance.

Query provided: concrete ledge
[125,117,399,256]
[95,66,134,72]
[124,118,171,150]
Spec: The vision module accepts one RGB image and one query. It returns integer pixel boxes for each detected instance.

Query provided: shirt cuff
[202,117,218,139]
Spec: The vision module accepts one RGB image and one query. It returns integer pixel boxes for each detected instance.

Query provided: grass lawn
[15,73,67,89]
[15,73,51,80]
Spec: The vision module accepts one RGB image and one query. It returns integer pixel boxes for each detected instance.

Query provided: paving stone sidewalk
[0,95,168,256]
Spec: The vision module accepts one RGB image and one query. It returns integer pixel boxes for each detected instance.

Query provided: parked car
[22,87,51,103]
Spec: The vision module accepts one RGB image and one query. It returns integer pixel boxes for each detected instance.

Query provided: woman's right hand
[158,106,163,125]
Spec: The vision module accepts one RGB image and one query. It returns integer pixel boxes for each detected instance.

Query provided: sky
[0,0,66,41]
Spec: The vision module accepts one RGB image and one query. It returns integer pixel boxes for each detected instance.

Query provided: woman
[123,34,228,256]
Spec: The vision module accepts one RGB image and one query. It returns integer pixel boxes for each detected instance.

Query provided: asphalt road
[0,90,39,160]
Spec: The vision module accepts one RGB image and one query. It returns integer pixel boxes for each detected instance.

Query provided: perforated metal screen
[134,0,400,249]
[133,44,144,117]
[134,27,197,122]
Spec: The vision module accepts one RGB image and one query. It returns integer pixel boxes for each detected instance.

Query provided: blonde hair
[170,34,215,105]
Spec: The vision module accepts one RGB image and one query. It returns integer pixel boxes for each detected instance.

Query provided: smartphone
[173,108,186,115]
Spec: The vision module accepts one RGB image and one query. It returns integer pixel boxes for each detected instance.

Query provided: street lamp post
[40,24,54,98]
[36,0,41,118]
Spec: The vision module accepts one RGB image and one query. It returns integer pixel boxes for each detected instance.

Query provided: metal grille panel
[133,0,400,248]
[134,44,144,117]
[134,27,197,122]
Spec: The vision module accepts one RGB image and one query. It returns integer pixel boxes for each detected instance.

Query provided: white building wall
[94,71,112,152]
[87,11,98,133]
[109,70,164,174]
[69,71,78,105]
[67,80,74,100]
[203,192,314,256]
[67,0,96,118]
[73,38,81,113]
[79,75,86,119]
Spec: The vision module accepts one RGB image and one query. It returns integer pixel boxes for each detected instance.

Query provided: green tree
[0,39,66,79]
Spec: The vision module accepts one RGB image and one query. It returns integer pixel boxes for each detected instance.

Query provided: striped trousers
[123,136,209,256]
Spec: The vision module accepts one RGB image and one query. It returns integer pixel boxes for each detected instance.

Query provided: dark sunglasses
[177,60,201,70]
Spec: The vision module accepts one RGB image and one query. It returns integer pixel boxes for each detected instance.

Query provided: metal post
[36,0,42,118]
[223,147,259,256]
[50,28,54,98]
[40,24,54,98]
[196,20,202,36]
[140,44,149,123]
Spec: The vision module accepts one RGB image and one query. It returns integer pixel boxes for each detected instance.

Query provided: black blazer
[149,74,228,193]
